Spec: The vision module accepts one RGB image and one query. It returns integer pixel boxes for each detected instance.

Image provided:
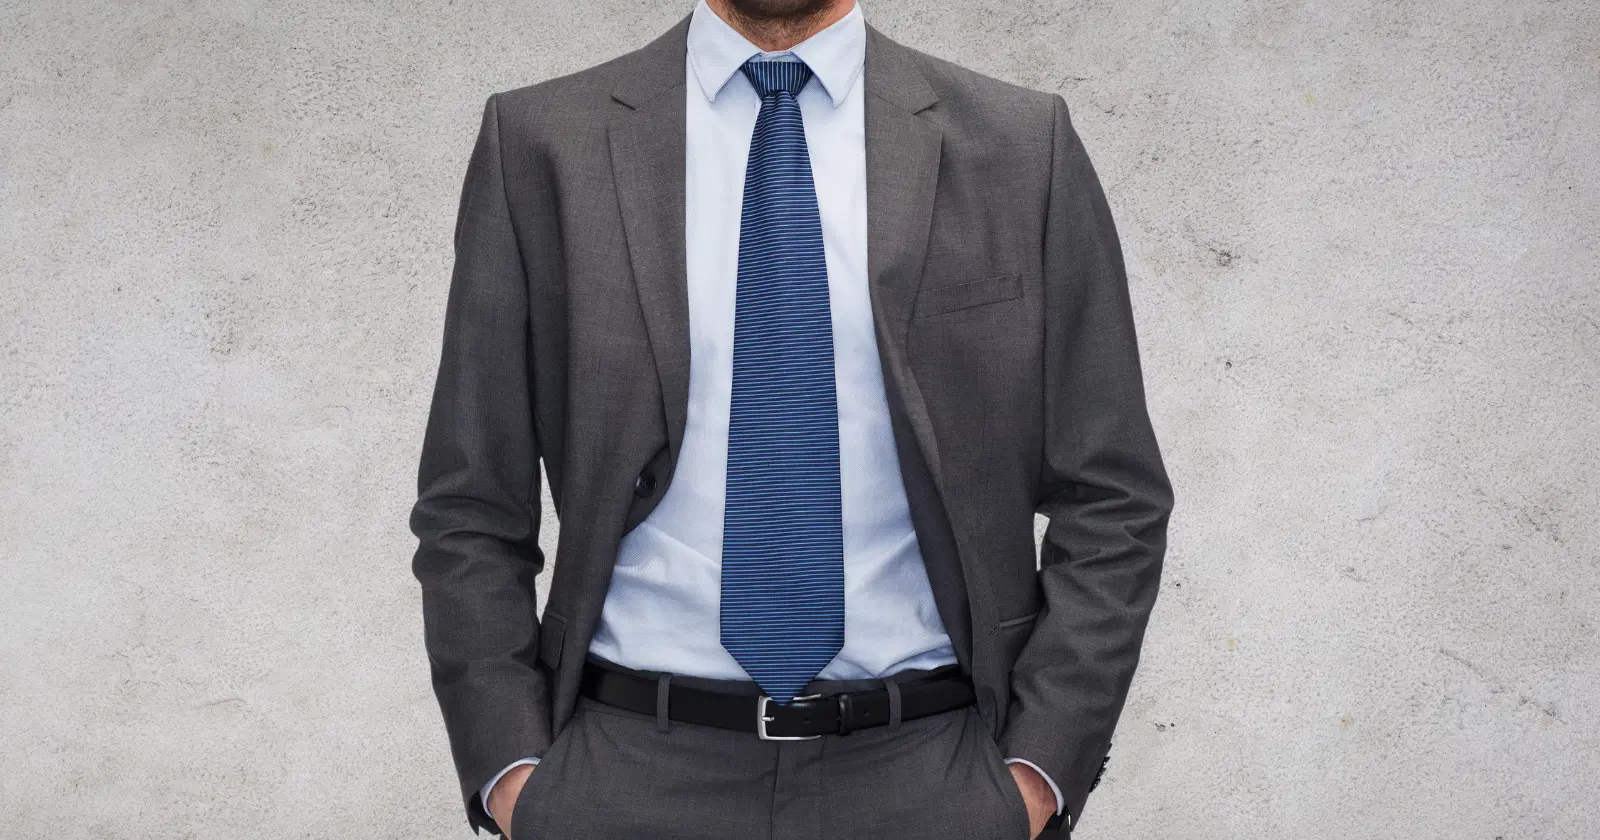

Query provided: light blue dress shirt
[484,0,1063,823]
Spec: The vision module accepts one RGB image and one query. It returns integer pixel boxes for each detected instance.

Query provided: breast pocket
[911,273,1023,319]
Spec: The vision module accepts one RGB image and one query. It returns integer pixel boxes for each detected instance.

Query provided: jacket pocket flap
[913,273,1022,318]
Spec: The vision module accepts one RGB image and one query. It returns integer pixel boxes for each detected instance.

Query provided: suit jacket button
[634,470,656,497]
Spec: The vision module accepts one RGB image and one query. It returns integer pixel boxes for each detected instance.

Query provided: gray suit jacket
[410,12,1173,838]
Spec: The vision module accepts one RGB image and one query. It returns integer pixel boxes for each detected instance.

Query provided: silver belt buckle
[757,693,824,741]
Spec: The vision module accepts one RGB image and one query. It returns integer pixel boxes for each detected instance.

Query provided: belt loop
[884,678,903,731]
[655,672,673,734]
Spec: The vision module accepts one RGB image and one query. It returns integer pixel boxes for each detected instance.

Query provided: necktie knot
[740,57,814,99]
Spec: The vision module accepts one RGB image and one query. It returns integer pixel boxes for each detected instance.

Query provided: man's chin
[725,0,836,23]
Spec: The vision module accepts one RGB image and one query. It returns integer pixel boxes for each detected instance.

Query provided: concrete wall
[2,0,1595,837]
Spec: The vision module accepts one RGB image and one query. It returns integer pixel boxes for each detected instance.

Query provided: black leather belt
[578,659,976,740]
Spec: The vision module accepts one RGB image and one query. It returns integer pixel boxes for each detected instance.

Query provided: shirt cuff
[1004,757,1066,817]
[480,757,541,822]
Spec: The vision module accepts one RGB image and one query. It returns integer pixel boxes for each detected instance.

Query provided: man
[409,0,1172,837]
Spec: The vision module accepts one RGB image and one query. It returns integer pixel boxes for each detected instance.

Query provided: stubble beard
[722,0,839,43]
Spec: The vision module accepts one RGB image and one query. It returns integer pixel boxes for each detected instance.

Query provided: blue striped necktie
[719,57,845,704]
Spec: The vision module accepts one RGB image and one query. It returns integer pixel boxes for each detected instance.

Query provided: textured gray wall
[2,0,1596,837]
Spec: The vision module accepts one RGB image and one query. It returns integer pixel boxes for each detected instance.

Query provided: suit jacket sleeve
[996,93,1175,832]
[409,92,553,836]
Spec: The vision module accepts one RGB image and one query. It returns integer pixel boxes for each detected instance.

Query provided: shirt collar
[686,0,864,107]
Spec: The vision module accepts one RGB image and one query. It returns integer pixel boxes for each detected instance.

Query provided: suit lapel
[856,26,980,670]
[609,14,693,468]
[862,24,947,488]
